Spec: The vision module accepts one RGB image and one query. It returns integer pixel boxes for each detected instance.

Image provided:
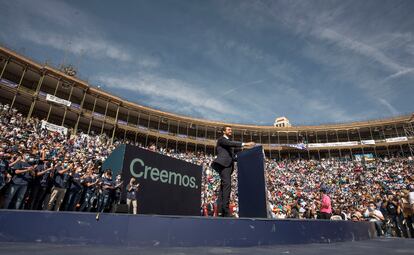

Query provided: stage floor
[0,238,413,255]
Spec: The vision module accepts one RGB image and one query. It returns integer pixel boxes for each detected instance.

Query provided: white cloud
[223,39,266,61]
[378,98,399,115]
[94,73,243,120]
[0,0,157,66]
[1,0,90,29]
[2,0,411,124]
[383,68,414,82]
[20,29,132,62]
[279,84,355,123]
[259,3,412,117]
[316,28,404,72]
[219,79,266,98]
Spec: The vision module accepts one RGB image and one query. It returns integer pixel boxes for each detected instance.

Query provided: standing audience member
[97,169,114,213]
[79,167,98,212]
[0,151,10,193]
[29,159,53,210]
[386,194,405,237]
[364,202,385,236]
[126,177,139,214]
[64,165,83,211]
[111,174,123,213]
[3,153,34,209]
[401,189,414,238]
[47,161,72,211]
[318,188,332,219]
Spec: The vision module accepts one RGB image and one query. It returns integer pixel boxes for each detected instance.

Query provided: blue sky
[1,0,413,125]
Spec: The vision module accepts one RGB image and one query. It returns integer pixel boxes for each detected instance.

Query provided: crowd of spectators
[0,104,413,238]
[262,157,414,237]
[0,104,121,213]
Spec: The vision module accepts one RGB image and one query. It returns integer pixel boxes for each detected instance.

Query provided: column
[277,131,281,160]
[155,116,161,148]
[296,132,300,159]
[393,124,405,156]
[61,83,74,126]
[123,109,130,142]
[46,78,61,122]
[268,131,272,159]
[204,126,207,154]
[110,104,120,144]
[185,123,189,152]
[212,126,217,156]
[176,121,180,152]
[335,130,342,158]
[286,132,290,159]
[325,131,331,158]
[87,97,97,135]
[346,130,352,159]
[73,89,87,135]
[195,124,198,152]
[145,114,151,147]
[27,72,45,120]
[100,101,109,135]
[10,65,27,109]
[166,119,170,149]
[382,126,391,157]
[305,131,310,159]
[357,128,365,155]
[368,126,377,157]
[316,132,321,160]
[0,57,10,79]
[134,112,141,145]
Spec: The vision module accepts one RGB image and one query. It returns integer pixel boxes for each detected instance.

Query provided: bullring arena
[0,45,413,254]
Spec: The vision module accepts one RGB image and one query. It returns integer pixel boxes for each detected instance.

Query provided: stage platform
[1,238,413,255]
[0,210,375,247]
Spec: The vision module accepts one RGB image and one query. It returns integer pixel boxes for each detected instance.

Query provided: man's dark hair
[222,126,231,132]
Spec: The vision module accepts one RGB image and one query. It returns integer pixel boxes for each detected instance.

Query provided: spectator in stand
[28,159,53,210]
[3,153,35,209]
[273,207,287,219]
[64,164,83,211]
[364,201,385,236]
[318,188,332,219]
[0,104,414,238]
[126,177,139,214]
[79,167,98,212]
[386,194,407,237]
[407,185,414,238]
[47,161,72,211]
[351,211,362,222]
[0,151,10,193]
[97,169,115,213]
[401,189,414,238]
[111,174,123,213]
[409,184,414,215]
[330,209,343,220]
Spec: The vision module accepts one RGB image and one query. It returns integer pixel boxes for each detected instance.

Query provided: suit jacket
[213,136,243,168]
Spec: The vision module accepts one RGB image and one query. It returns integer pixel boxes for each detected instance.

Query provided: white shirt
[409,191,414,205]
[364,209,384,221]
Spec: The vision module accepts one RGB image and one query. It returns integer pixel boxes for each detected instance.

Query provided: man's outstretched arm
[218,138,255,148]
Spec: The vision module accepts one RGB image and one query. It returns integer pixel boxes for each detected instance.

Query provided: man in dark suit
[211,126,255,217]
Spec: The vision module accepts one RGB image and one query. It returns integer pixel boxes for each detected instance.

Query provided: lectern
[237,145,268,218]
